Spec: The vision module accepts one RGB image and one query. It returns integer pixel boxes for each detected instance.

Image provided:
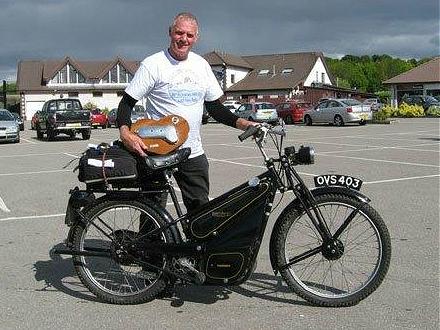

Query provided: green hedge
[373,103,425,120]
[426,105,440,117]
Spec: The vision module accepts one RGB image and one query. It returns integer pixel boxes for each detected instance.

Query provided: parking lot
[0,118,439,329]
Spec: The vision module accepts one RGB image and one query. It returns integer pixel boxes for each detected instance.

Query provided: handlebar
[238,125,260,142]
[238,124,286,142]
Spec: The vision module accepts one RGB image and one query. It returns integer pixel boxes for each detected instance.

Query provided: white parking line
[364,174,440,185]
[0,169,72,177]
[0,196,11,213]
[0,213,65,222]
[318,154,439,168]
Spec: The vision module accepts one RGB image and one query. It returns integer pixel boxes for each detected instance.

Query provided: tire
[47,127,56,141]
[36,125,44,139]
[82,129,91,140]
[334,115,344,126]
[72,199,174,304]
[285,115,293,125]
[272,193,391,307]
[304,115,312,126]
[359,120,367,126]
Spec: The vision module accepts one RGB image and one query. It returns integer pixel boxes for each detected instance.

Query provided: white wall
[226,67,249,88]
[303,57,332,87]
[23,91,126,119]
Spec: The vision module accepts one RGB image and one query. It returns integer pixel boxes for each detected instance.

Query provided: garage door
[25,101,45,120]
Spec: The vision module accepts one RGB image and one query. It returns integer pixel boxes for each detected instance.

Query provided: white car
[222,100,241,110]
[235,102,279,124]
[0,109,20,143]
[303,99,372,126]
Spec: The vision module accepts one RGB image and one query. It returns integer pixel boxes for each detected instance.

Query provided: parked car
[222,100,241,110]
[11,113,24,131]
[224,105,237,114]
[401,95,440,112]
[90,108,108,129]
[276,100,311,124]
[35,98,91,140]
[235,102,278,123]
[31,111,41,130]
[0,109,20,143]
[303,98,372,126]
[131,105,146,124]
[107,108,118,127]
[363,98,383,112]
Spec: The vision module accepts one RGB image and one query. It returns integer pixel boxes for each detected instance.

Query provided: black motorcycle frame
[57,124,373,287]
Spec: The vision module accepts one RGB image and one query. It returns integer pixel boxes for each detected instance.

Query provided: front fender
[268,186,370,273]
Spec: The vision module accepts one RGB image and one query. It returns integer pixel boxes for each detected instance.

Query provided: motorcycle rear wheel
[273,193,391,307]
[72,199,173,304]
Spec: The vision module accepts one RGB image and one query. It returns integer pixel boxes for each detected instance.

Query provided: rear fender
[65,189,182,244]
[269,186,370,273]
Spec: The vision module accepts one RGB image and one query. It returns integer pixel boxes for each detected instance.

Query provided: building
[17,51,374,120]
[204,51,341,104]
[383,57,440,106]
[17,56,140,119]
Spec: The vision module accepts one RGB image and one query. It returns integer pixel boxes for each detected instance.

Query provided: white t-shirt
[125,50,223,158]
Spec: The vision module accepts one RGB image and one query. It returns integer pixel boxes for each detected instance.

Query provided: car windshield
[425,96,438,103]
[0,111,14,121]
[256,103,275,110]
[341,99,362,106]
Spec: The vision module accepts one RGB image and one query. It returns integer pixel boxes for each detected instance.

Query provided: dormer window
[102,64,133,84]
[282,68,293,74]
[258,69,270,75]
[51,64,85,84]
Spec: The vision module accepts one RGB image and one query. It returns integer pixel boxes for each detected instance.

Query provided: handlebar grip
[238,125,260,142]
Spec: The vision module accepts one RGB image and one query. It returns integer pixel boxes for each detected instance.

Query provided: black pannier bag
[77,144,138,185]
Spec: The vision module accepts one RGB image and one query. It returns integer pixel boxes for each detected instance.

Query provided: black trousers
[148,154,210,212]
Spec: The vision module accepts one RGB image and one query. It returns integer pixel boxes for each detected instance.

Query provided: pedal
[176,257,206,284]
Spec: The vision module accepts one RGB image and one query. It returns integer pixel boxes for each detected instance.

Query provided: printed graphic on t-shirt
[168,68,205,106]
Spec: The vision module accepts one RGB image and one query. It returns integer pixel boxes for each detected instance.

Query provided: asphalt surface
[0,118,439,329]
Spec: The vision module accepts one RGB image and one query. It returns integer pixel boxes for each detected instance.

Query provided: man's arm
[204,99,255,130]
[117,92,148,156]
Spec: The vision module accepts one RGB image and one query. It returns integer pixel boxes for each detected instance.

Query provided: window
[52,64,85,84]
[110,66,118,83]
[231,74,235,84]
[258,69,270,75]
[105,64,133,84]
[321,73,325,83]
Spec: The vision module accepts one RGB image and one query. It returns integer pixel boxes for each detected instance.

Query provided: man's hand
[236,118,259,131]
[119,125,148,157]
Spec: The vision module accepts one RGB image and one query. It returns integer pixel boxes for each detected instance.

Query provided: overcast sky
[0,0,438,81]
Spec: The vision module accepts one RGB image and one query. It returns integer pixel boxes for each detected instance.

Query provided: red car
[90,109,108,128]
[276,100,311,124]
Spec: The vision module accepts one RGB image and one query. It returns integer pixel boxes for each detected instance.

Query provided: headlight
[6,126,17,133]
[285,145,315,165]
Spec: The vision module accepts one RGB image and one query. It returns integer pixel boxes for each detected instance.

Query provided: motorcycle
[53,123,391,306]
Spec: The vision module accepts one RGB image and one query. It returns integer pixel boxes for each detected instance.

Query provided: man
[117,12,254,211]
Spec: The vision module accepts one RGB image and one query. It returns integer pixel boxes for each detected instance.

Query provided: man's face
[168,18,198,61]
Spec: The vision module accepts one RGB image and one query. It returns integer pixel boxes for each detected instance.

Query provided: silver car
[304,99,372,126]
[235,102,278,123]
[0,109,20,143]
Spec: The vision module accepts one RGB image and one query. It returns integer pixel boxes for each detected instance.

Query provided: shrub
[394,103,424,117]
[426,105,440,117]
[373,105,394,121]
[83,102,97,110]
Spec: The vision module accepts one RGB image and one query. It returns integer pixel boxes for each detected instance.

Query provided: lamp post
[2,80,6,108]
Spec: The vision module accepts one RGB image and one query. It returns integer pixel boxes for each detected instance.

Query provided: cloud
[0,0,438,80]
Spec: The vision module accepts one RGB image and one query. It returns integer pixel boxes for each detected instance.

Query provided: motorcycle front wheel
[72,199,174,304]
[272,193,391,307]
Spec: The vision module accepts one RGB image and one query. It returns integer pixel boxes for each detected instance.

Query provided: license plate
[314,174,363,191]
[66,123,81,128]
